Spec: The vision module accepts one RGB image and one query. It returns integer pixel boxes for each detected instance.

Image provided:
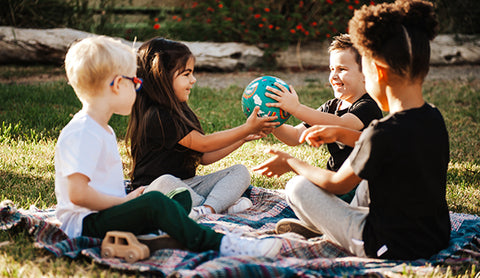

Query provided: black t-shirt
[131,107,203,188]
[305,93,383,172]
[350,103,451,260]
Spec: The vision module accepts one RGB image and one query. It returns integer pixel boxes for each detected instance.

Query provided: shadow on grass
[447,163,480,215]
[0,170,56,209]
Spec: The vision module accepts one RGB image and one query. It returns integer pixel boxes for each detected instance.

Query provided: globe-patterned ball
[241,76,292,127]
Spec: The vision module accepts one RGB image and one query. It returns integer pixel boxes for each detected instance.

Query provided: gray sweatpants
[285,176,370,257]
[145,164,250,213]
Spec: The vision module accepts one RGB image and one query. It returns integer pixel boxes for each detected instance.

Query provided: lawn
[0,65,479,276]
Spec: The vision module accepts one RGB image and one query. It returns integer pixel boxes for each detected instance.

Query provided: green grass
[0,68,479,276]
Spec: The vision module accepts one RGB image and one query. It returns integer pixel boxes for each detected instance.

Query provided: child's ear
[373,60,388,83]
[109,76,121,95]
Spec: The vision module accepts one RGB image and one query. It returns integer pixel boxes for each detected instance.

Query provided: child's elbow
[69,194,85,206]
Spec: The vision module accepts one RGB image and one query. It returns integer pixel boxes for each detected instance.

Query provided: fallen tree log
[1,27,479,71]
[0,27,264,71]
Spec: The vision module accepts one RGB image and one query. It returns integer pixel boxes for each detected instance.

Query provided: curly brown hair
[348,0,438,81]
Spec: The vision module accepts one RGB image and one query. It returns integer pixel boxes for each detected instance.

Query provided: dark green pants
[81,190,223,252]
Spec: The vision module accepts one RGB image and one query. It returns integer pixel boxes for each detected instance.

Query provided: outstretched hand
[246,106,279,133]
[252,149,294,177]
[265,83,300,115]
[300,125,340,147]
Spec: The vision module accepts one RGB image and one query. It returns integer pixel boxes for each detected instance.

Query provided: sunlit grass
[0,70,479,276]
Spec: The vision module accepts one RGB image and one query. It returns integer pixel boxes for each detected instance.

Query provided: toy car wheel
[125,249,139,263]
[101,246,114,259]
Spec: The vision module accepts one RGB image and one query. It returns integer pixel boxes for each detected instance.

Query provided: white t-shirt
[55,110,126,238]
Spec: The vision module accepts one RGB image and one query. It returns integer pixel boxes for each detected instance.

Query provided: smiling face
[329,48,366,103]
[172,57,196,103]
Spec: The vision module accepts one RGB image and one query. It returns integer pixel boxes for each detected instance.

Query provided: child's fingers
[266,85,283,95]
[261,115,278,122]
[274,82,290,93]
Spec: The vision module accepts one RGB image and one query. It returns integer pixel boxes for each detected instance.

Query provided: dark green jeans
[81,190,223,252]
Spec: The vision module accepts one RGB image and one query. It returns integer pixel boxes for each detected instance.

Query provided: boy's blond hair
[65,36,137,98]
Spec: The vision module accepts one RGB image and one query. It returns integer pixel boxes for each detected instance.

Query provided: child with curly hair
[254,0,450,260]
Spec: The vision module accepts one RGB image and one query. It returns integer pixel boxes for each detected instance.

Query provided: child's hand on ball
[246,106,278,133]
[265,83,301,115]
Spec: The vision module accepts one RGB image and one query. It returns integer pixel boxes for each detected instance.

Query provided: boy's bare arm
[265,84,364,130]
[271,123,305,146]
[67,173,144,211]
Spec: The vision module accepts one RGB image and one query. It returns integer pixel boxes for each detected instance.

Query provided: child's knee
[285,176,313,201]
[147,174,181,192]
[231,164,251,184]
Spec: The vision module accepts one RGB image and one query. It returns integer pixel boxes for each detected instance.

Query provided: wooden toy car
[101,231,150,263]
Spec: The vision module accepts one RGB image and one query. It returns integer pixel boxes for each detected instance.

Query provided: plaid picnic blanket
[1,186,480,277]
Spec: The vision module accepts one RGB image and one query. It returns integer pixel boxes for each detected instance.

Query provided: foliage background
[2,0,480,45]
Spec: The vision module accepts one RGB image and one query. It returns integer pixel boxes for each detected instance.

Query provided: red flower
[264,8,270,12]
[259,23,264,28]
[311,22,318,26]
[296,24,303,30]
[354,0,360,4]
[254,14,261,19]
[348,5,353,10]
[192,2,198,8]
[154,18,159,22]
[153,23,160,30]
[268,24,274,29]
[328,20,333,25]
[248,6,254,11]
[177,17,182,22]
[290,29,296,34]
[326,0,333,4]
[370,1,375,5]
[262,17,267,22]
[172,15,177,20]
[299,1,304,8]
[207,7,214,12]
[207,18,212,23]
[326,33,331,38]
[218,4,223,8]
[304,31,310,36]
[345,0,350,2]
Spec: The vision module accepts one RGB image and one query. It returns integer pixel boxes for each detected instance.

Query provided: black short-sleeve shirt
[305,93,383,171]
[349,103,451,260]
[131,107,202,188]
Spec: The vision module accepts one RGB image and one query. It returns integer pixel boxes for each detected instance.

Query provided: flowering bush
[153,0,393,56]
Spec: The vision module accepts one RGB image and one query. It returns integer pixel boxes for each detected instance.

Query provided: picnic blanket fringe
[1,187,480,277]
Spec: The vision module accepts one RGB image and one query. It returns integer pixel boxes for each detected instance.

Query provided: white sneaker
[226,197,253,214]
[188,206,212,220]
[219,233,282,258]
